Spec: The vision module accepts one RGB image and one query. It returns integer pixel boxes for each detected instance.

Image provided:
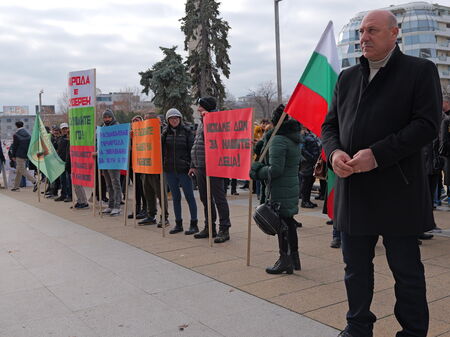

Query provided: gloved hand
[250,161,264,180]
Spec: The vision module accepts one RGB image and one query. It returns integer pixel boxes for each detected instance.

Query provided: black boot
[214,227,230,243]
[170,220,183,234]
[265,252,293,274]
[185,220,199,235]
[291,251,301,270]
[194,225,217,239]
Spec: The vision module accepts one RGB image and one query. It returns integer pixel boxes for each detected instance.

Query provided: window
[419,48,432,58]
[6,118,11,123]
[7,126,11,130]
[24,118,28,122]
[403,34,436,45]
[355,43,361,52]
[342,58,351,68]
[402,19,438,33]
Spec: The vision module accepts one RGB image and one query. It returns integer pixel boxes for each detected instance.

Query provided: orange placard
[132,119,162,174]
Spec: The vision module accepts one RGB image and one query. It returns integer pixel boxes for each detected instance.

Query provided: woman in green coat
[250,105,302,274]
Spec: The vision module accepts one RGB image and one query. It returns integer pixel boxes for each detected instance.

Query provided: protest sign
[97,124,130,170]
[204,108,253,180]
[132,119,162,174]
[68,69,96,187]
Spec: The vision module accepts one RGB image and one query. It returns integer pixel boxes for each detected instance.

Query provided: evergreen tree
[180,0,231,107]
[139,46,193,121]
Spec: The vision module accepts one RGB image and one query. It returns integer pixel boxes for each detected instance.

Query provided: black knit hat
[271,104,285,125]
[197,96,217,112]
[103,108,114,118]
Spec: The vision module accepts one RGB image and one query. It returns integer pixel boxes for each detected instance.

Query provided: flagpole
[37,112,41,203]
[246,110,255,266]
[123,137,131,226]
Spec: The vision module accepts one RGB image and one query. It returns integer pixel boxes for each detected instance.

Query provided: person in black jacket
[321,10,441,337]
[299,128,321,208]
[54,123,72,202]
[162,108,198,235]
[10,121,37,191]
[189,97,231,243]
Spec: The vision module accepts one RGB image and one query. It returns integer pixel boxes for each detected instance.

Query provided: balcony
[439,71,450,79]
[435,29,450,38]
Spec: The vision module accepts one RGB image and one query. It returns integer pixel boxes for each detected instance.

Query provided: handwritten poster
[132,119,162,174]
[204,108,253,180]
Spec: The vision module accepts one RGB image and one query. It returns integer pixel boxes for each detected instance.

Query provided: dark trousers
[300,174,315,202]
[278,217,299,254]
[141,174,168,220]
[195,167,230,229]
[131,172,146,213]
[224,178,237,194]
[60,171,72,198]
[341,233,428,337]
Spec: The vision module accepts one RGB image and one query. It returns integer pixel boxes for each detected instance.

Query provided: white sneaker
[110,208,121,216]
[102,208,112,214]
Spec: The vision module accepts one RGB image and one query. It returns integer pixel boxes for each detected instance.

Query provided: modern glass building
[337,2,450,92]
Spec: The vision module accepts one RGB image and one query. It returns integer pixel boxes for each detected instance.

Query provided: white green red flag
[27,113,65,183]
[285,21,340,218]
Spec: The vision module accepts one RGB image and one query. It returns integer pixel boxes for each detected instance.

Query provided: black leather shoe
[157,219,170,228]
[185,220,199,235]
[54,196,65,202]
[419,233,433,240]
[136,211,147,220]
[265,253,293,274]
[138,217,156,226]
[337,330,354,337]
[214,228,230,243]
[194,226,217,239]
[128,213,134,219]
[170,220,183,234]
[301,201,315,209]
[330,238,341,249]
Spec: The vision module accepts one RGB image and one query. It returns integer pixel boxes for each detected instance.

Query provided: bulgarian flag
[285,21,340,218]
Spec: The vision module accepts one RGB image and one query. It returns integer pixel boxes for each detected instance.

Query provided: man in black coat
[440,95,450,203]
[322,10,441,337]
[10,121,37,191]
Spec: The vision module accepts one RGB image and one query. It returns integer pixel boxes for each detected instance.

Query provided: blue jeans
[165,171,197,222]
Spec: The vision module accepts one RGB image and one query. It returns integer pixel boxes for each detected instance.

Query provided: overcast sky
[0,0,419,112]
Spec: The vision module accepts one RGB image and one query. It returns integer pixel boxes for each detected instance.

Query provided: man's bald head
[359,10,399,61]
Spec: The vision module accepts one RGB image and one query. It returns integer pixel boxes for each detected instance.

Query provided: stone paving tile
[374,315,450,337]
[0,314,99,337]
[240,274,318,299]
[76,294,194,337]
[270,282,347,314]
[207,301,338,337]
[429,297,450,324]
[0,287,72,329]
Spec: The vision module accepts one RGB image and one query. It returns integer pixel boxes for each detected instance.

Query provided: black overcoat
[322,46,442,236]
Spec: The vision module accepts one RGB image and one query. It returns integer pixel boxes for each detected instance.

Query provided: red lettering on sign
[70,96,92,107]
[69,75,91,86]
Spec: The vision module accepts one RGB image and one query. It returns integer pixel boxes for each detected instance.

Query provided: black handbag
[253,170,281,236]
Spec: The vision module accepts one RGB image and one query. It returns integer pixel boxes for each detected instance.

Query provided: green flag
[27,113,65,183]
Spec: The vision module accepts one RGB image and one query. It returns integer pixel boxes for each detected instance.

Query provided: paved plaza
[1,187,450,337]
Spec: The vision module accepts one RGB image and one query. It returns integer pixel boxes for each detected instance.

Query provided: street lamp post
[39,89,44,114]
[274,0,283,105]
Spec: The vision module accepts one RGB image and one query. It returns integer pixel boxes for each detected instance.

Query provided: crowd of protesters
[1,94,449,256]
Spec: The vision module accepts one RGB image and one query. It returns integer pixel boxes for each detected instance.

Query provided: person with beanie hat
[189,97,231,243]
[197,97,217,112]
[161,108,198,235]
[99,108,122,216]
